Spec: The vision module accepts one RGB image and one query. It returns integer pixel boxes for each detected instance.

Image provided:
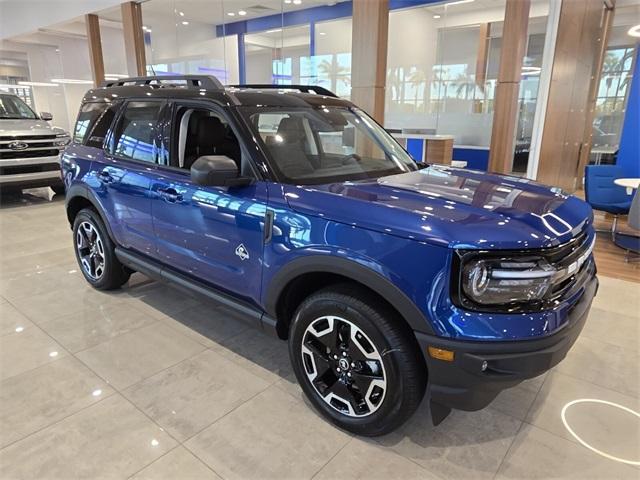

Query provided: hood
[283,166,592,249]
[0,118,66,137]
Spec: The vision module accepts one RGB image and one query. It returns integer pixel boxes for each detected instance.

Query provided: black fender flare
[65,184,117,242]
[265,255,435,335]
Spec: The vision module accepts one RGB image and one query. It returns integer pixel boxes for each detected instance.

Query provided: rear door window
[112,101,164,163]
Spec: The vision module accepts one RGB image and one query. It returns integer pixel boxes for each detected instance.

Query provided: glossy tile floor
[1,188,639,480]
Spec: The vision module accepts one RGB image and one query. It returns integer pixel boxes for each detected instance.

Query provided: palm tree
[407,68,427,111]
[317,57,350,93]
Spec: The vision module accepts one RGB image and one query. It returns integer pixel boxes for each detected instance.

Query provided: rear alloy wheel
[72,208,130,290]
[289,285,426,436]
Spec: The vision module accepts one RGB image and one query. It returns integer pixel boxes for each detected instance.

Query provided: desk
[614,178,640,195]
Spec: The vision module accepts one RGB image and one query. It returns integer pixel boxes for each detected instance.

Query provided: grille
[0,149,60,160]
[0,134,56,141]
[0,163,60,175]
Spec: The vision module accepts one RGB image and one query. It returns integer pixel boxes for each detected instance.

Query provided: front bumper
[415,274,598,412]
[0,155,62,189]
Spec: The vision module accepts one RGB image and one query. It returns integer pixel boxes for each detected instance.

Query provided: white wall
[0,0,123,39]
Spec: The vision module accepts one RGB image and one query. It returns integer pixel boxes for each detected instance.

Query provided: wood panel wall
[351,0,389,123]
[536,0,608,191]
[85,14,104,87]
[488,0,531,174]
[121,1,147,76]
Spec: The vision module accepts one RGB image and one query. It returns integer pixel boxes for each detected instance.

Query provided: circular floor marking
[561,398,640,466]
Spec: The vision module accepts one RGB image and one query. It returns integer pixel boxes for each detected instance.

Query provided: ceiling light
[445,0,474,6]
[266,28,282,33]
[18,81,59,87]
[227,12,235,16]
[0,84,24,89]
[628,24,640,37]
[433,14,441,18]
[50,78,93,84]
[104,74,128,79]
[284,0,292,3]
[238,10,247,16]
[178,11,184,16]
[319,32,326,36]
[181,21,189,25]
[293,0,302,4]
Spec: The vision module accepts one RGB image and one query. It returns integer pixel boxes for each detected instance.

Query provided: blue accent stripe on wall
[216,0,443,37]
[406,138,424,161]
[617,47,640,177]
[309,21,315,58]
[453,148,489,171]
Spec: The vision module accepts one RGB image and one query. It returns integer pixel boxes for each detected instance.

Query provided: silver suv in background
[0,93,70,194]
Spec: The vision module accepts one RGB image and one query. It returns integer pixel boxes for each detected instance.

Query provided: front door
[149,103,268,307]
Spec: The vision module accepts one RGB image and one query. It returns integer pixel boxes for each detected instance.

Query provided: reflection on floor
[0,188,638,479]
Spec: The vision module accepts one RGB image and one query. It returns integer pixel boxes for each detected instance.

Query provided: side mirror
[40,112,53,121]
[190,155,252,187]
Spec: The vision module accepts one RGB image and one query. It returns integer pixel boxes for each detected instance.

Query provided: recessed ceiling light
[284,0,292,4]
[445,0,474,6]
[178,11,184,16]
[227,12,235,16]
[319,32,326,36]
[238,10,247,16]
[18,81,59,87]
[628,24,640,37]
[433,14,441,18]
[293,0,302,4]
[50,78,93,84]
[266,28,282,34]
[181,21,189,25]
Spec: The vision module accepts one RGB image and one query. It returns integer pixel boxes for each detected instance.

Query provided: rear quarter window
[73,102,110,144]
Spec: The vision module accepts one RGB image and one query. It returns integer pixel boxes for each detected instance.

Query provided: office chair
[613,190,640,262]
[584,165,632,234]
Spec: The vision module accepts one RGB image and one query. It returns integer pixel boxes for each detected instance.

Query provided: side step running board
[115,247,279,337]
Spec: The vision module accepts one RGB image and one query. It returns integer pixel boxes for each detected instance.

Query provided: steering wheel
[342,153,362,165]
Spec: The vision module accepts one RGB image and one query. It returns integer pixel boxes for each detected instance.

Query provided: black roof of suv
[82,75,352,109]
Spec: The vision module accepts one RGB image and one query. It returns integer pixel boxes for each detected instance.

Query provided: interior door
[150,103,268,306]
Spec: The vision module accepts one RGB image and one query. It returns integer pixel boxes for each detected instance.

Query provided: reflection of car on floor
[0,93,70,194]
[62,75,598,436]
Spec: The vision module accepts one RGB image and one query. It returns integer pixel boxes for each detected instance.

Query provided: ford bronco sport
[62,75,597,436]
[1,92,69,194]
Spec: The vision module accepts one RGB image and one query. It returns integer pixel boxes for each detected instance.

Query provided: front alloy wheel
[301,315,386,417]
[289,285,427,436]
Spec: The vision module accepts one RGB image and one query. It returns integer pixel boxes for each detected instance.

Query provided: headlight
[459,256,555,306]
[54,134,70,147]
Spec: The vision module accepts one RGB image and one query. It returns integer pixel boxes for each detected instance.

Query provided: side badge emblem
[235,244,249,261]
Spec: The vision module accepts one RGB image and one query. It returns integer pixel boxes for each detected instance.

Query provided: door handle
[97,171,114,183]
[158,187,183,203]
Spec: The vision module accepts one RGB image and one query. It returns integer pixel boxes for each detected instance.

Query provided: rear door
[149,101,269,307]
[96,100,166,255]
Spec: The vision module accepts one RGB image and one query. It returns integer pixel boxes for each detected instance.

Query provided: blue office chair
[584,165,632,233]
[613,190,640,262]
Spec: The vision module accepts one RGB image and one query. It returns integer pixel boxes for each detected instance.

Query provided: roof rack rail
[101,75,224,90]
[229,84,338,98]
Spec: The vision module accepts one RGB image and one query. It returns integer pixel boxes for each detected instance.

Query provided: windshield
[242,106,417,185]
[0,94,38,120]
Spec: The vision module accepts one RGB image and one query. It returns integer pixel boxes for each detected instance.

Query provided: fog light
[428,346,455,362]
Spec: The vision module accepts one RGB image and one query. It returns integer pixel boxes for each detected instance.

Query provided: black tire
[51,184,65,196]
[289,284,427,436]
[72,208,130,290]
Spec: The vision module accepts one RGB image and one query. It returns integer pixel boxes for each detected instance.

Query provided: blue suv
[62,75,598,436]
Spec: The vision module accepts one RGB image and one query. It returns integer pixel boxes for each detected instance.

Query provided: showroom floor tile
[0,189,638,480]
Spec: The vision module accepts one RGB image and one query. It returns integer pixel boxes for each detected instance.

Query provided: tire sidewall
[289,294,409,435]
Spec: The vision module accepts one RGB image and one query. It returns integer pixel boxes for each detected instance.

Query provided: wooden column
[536,0,610,191]
[351,0,389,123]
[121,1,146,76]
[576,1,616,184]
[85,14,105,87]
[488,0,530,174]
